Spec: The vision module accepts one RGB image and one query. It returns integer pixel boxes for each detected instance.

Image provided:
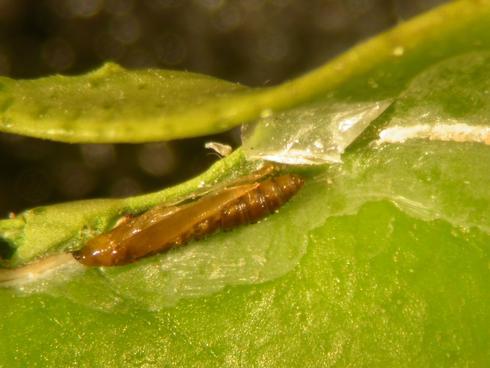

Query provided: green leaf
[0,0,489,143]
[0,63,248,143]
[1,0,490,366]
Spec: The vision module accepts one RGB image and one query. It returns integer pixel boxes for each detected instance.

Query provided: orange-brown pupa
[73,173,304,267]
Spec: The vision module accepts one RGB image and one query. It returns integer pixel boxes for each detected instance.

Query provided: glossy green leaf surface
[1,1,490,367]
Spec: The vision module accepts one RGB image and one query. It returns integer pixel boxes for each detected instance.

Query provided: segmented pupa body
[73,173,304,267]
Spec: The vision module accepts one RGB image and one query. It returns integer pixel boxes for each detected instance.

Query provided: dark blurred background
[0,0,447,216]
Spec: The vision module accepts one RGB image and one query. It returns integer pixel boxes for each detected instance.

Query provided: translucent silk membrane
[242,99,392,164]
